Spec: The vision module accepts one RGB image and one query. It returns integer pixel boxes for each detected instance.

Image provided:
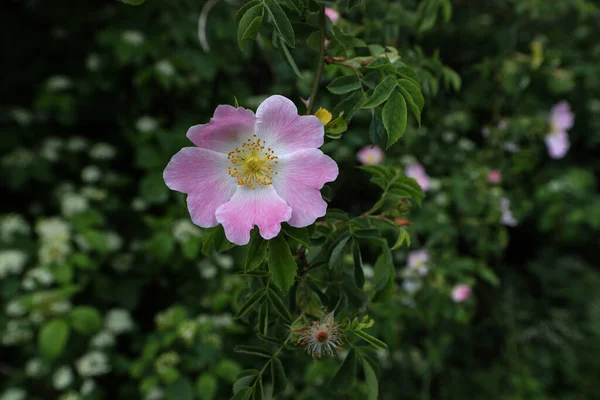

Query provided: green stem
[306,6,327,115]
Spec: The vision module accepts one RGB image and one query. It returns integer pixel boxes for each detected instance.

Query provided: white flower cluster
[35,217,72,266]
[1,319,32,345]
[2,148,35,168]
[0,214,31,242]
[90,143,116,160]
[105,308,134,334]
[41,137,64,162]
[76,351,110,377]
[136,116,158,133]
[172,219,201,244]
[0,250,27,278]
[122,30,145,46]
[61,193,89,217]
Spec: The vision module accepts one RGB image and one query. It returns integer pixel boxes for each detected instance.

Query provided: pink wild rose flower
[357,145,384,165]
[406,163,430,192]
[407,250,429,276]
[451,284,472,303]
[325,8,340,23]
[163,95,339,246]
[488,170,501,184]
[545,101,574,159]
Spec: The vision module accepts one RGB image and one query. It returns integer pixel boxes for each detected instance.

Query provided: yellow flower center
[227,135,279,190]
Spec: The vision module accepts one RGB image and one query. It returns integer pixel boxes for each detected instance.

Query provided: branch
[306,6,327,115]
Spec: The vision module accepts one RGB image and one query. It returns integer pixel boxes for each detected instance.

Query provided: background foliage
[1,0,600,399]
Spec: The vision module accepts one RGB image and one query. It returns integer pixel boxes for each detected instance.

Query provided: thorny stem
[306,6,327,115]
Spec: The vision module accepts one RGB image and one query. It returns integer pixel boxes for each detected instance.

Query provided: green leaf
[330,349,357,392]
[246,230,269,271]
[271,357,288,396]
[268,235,297,294]
[362,358,379,400]
[279,37,302,78]
[165,377,194,400]
[362,76,397,108]
[327,75,361,94]
[237,5,264,49]
[235,0,262,26]
[196,373,218,400]
[329,232,351,268]
[352,241,365,289]
[397,79,424,125]
[281,224,310,248]
[234,288,267,319]
[369,109,386,145]
[267,288,292,323]
[233,345,272,358]
[395,64,420,88]
[347,0,363,9]
[233,370,259,394]
[366,57,395,74]
[70,306,102,336]
[333,91,367,122]
[258,302,268,335]
[264,0,295,47]
[231,387,252,400]
[354,330,388,350]
[382,91,408,149]
[118,0,146,5]
[39,319,70,360]
[391,229,411,250]
[140,173,169,204]
[253,375,264,400]
[325,116,348,136]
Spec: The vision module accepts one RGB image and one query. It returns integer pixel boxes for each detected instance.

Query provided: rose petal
[255,95,324,155]
[187,105,256,154]
[215,186,292,245]
[164,147,236,227]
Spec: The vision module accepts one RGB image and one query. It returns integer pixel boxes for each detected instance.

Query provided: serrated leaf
[267,288,292,323]
[281,224,310,248]
[383,91,407,149]
[362,76,397,108]
[234,288,267,319]
[268,235,297,294]
[264,0,295,47]
[333,91,367,122]
[397,79,424,126]
[237,5,264,49]
[362,358,379,400]
[246,230,268,271]
[369,108,386,145]
[352,241,365,289]
[39,319,69,360]
[271,358,288,396]
[327,75,361,94]
[233,345,272,358]
[330,349,357,392]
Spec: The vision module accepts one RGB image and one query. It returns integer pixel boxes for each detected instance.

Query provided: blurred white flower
[105,232,123,252]
[198,260,218,279]
[25,358,46,377]
[38,240,71,265]
[53,366,74,390]
[90,143,116,160]
[36,218,70,241]
[173,219,201,243]
[363,264,374,279]
[66,136,88,152]
[76,351,110,377]
[81,186,108,201]
[41,137,64,161]
[122,30,145,46]
[50,301,72,314]
[61,193,89,217]
[457,138,475,151]
[213,253,233,270]
[177,320,197,344]
[0,250,27,278]
[212,314,234,328]
[46,75,72,91]
[91,330,116,348]
[5,300,26,317]
[81,165,102,183]
[105,309,134,334]
[402,279,421,294]
[0,388,26,400]
[0,214,30,242]
[136,116,158,133]
[1,320,33,345]
[80,380,96,396]
[10,108,33,126]
[131,197,148,211]
[145,388,164,400]
[2,148,34,168]
[86,53,101,71]
[155,60,175,77]
[407,250,430,276]
[428,178,441,192]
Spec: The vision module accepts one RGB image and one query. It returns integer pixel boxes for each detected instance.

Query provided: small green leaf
[235,0,262,25]
[327,75,361,94]
[253,375,264,400]
[246,230,269,271]
[267,288,292,323]
[196,373,218,400]
[39,319,70,360]
[234,288,267,319]
[333,91,367,122]
[382,91,408,149]
[391,229,411,250]
[352,241,365,289]
[268,235,297,294]
[362,76,397,108]
[70,306,102,336]
[233,370,259,394]
[362,358,379,400]
[329,233,351,268]
[165,377,194,400]
[271,358,288,396]
[330,349,357,392]
[369,109,386,145]
[395,64,420,87]
[233,345,272,358]
[237,5,264,49]
[279,37,302,78]
[230,387,252,400]
[325,116,348,135]
[397,79,424,126]
[264,0,295,47]
[281,225,310,248]
[354,330,388,350]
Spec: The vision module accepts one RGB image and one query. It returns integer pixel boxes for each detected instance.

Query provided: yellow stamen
[227,136,279,189]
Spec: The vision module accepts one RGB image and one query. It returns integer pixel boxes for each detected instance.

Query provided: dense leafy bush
[1,0,599,399]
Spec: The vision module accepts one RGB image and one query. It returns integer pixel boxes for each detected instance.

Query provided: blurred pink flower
[406,163,430,192]
[357,145,384,165]
[545,101,574,159]
[164,95,338,245]
[451,284,472,303]
[407,250,429,276]
[488,170,501,184]
[325,8,340,23]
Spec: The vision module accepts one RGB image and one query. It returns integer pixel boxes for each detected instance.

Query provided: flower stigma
[227,134,279,189]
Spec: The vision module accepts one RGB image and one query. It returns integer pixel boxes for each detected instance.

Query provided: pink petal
[550,101,574,132]
[163,147,236,227]
[357,145,384,165]
[255,95,324,155]
[186,105,256,154]
[215,186,292,245]
[545,131,570,159]
[273,149,338,227]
